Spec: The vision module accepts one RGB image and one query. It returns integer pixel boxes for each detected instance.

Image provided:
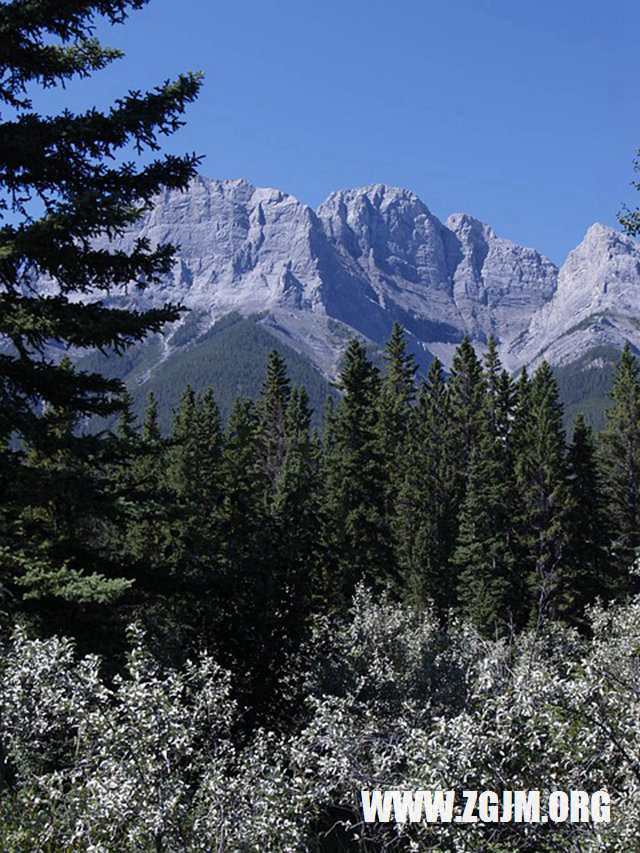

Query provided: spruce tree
[377,322,417,530]
[195,388,223,503]
[324,339,391,600]
[599,342,640,588]
[394,356,456,609]
[165,383,221,561]
[217,396,265,638]
[565,414,612,617]
[379,322,417,433]
[146,385,224,658]
[0,0,202,615]
[257,350,292,497]
[15,358,132,636]
[454,342,520,635]
[167,385,199,497]
[447,336,485,506]
[515,362,572,624]
[217,394,307,721]
[269,388,321,644]
[118,390,171,580]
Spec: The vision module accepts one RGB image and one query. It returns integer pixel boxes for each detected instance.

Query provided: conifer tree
[139,391,163,486]
[141,386,223,658]
[394,356,456,609]
[515,362,572,624]
[0,0,202,614]
[195,388,223,502]
[447,336,485,507]
[167,385,198,497]
[269,388,321,640]
[510,366,532,463]
[564,414,612,617]
[599,342,640,588]
[377,322,417,529]
[324,339,390,600]
[164,385,222,547]
[217,394,308,720]
[119,390,170,574]
[257,350,292,497]
[216,397,265,630]
[378,322,417,434]
[483,336,514,440]
[454,342,520,634]
[14,358,132,635]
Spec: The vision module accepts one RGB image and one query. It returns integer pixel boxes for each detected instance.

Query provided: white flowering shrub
[286,592,640,851]
[1,587,640,851]
[1,629,105,779]
[0,627,240,852]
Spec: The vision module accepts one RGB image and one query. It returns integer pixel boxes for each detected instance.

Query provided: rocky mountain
[82,175,640,425]
[509,223,640,368]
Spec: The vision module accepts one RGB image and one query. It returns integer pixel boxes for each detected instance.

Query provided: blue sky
[50,0,640,265]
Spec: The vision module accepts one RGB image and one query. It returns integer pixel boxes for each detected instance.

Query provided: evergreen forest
[10,328,640,670]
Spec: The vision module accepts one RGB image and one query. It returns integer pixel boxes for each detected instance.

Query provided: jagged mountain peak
[506,221,640,368]
[154,175,310,218]
[557,221,640,290]
[320,182,429,212]
[96,174,640,383]
[445,212,497,241]
[565,221,639,262]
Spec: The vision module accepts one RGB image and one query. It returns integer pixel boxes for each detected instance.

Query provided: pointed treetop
[381,321,417,402]
[141,390,160,443]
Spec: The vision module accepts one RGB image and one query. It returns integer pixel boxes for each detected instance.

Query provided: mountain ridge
[77,175,640,428]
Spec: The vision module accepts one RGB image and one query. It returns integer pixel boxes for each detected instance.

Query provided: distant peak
[570,222,639,256]
[196,175,255,192]
[319,184,432,219]
[583,222,624,240]
[194,176,302,205]
[445,212,496,240]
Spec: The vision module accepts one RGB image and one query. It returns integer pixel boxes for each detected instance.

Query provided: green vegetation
[135,312,333,428]
[78,312,334,430]
[554,345,621,432]
[9,327,639,658]
[0,0,202,632]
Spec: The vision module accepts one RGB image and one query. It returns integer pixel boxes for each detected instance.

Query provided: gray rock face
[445,213,557,352]
[102,176,640,377]
[507,223,640,368]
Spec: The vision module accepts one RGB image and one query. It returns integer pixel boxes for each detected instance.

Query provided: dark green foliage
[215,392,312,721]
[101,312,335,430]
[217,397,263,574]
[377,322,417,531]
[515,362,572,624]
[165,385,223,559]
[117,390,170,568]
[564,414,612,617]
[7,357,133,643]
[455,340,521,635]
[324,339,392,600]
[267,388,323,666]
[598,342,640,587]
[554,346,620,433]
[0,0,202,625]
[136,385,224,660]
[447,335,485,501]
[394,357,456,609]
[257,350,292,493]
[378,322,418,432]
